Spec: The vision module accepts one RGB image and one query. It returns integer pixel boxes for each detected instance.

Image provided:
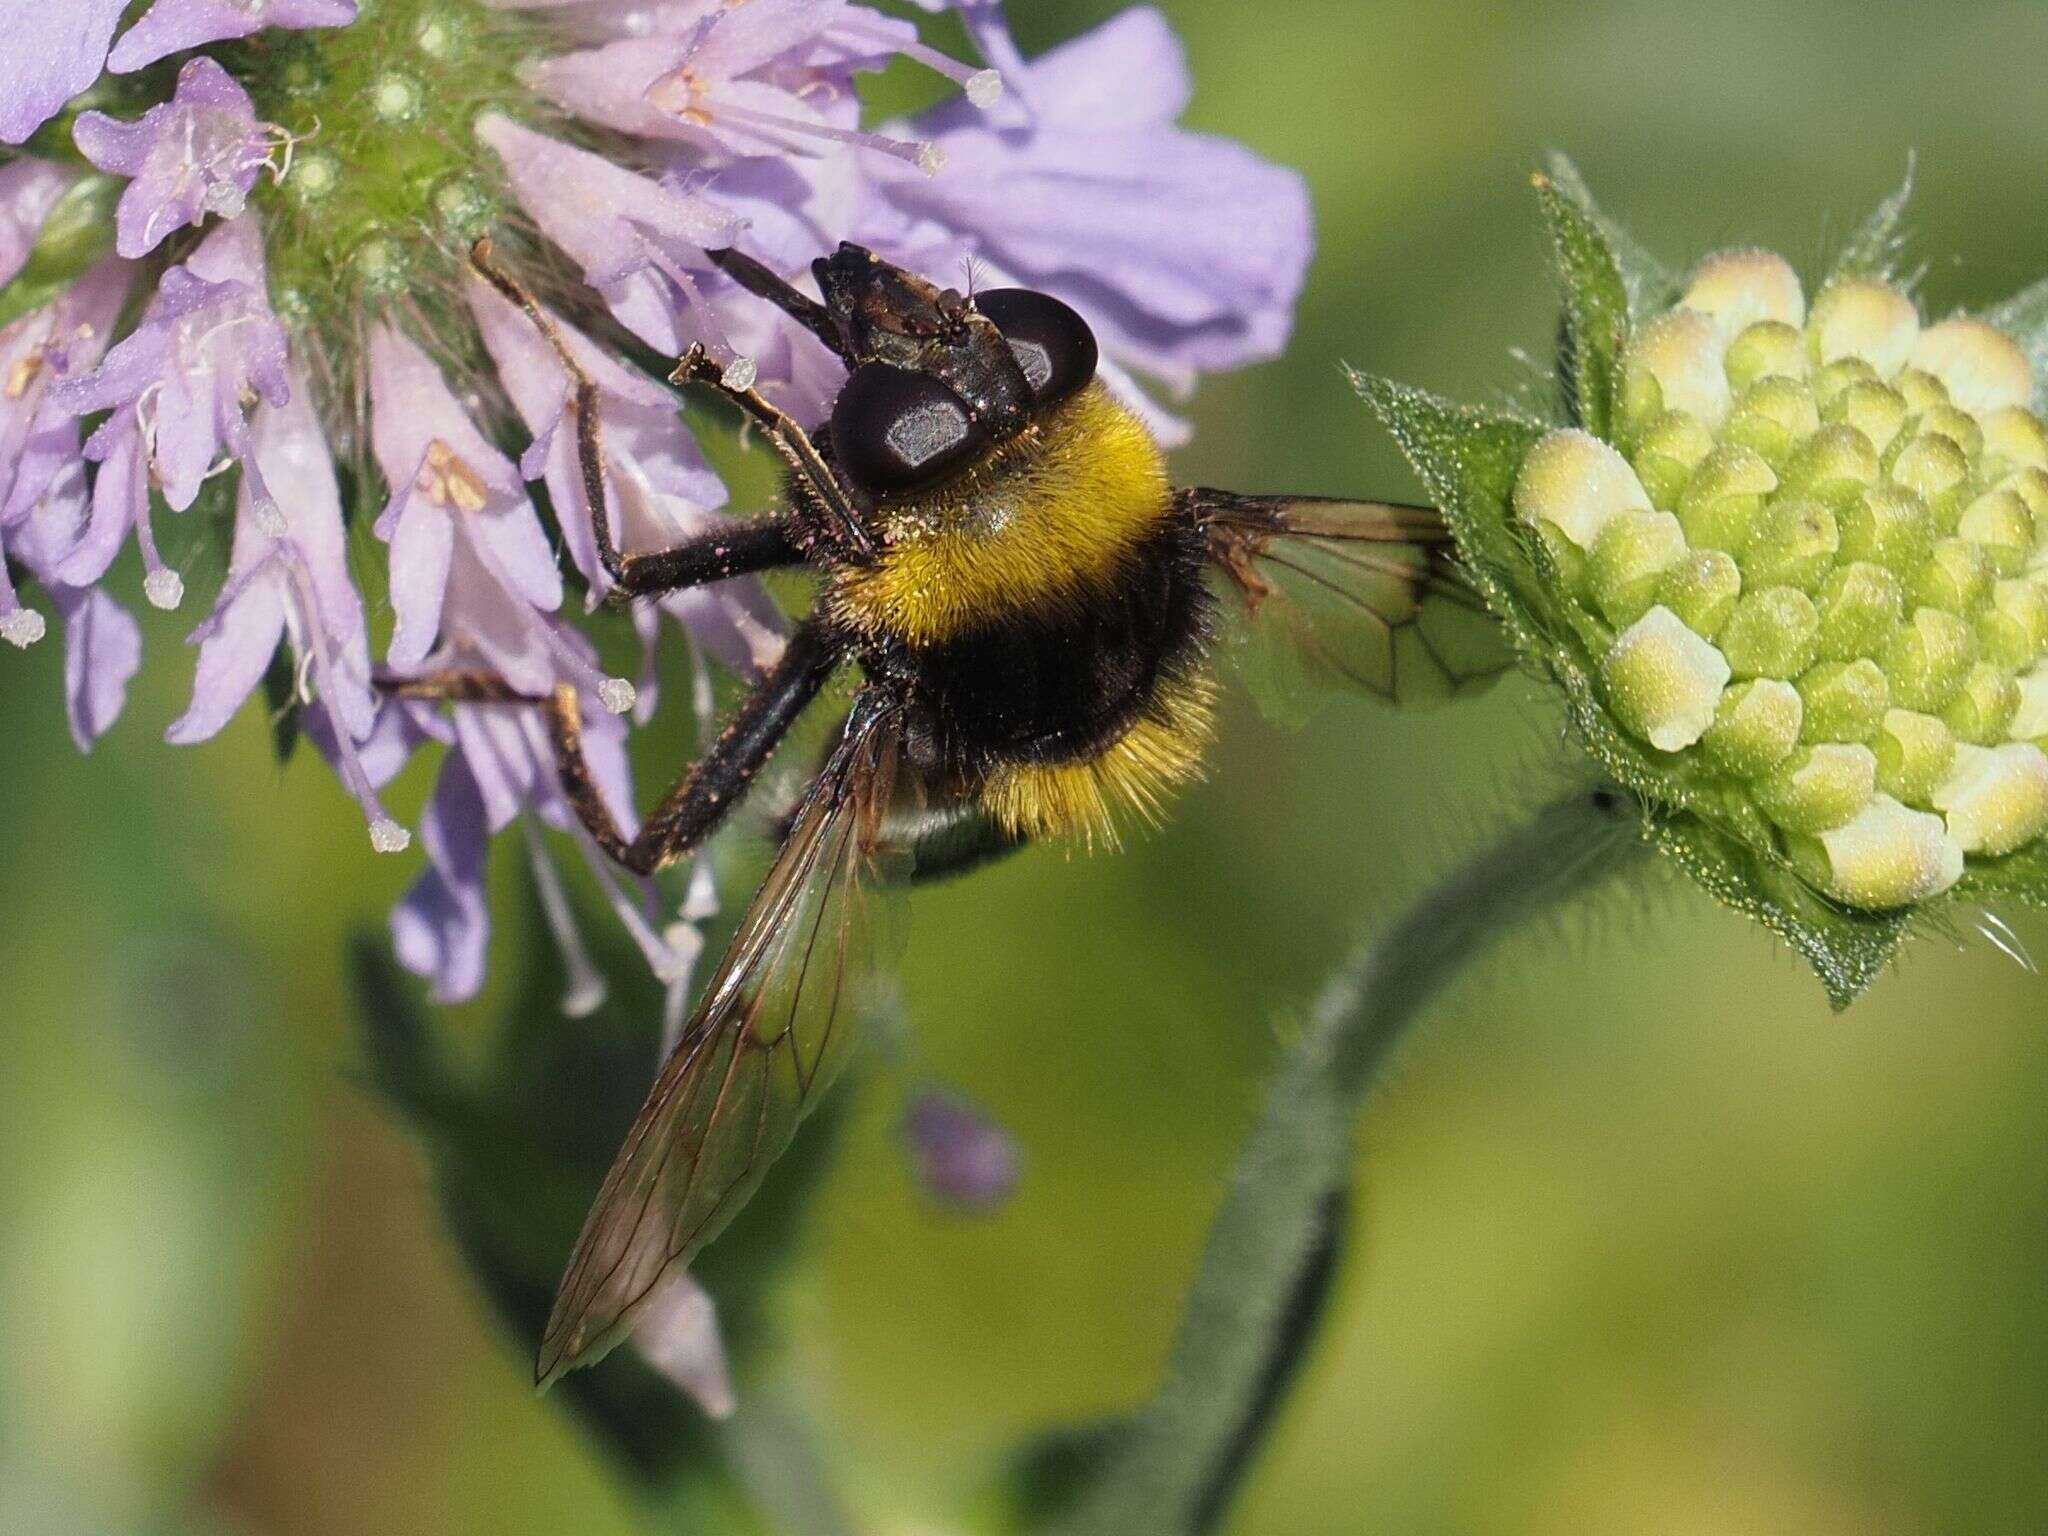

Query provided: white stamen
[1976,909,2039,973]
[597,676,637,714]
[523,818,608,1018]
[369,816,412,854]
[0,607,45,648]
[143,568,185,611]
[966,69,1004,109]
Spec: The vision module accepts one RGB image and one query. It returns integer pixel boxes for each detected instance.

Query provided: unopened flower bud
[1685,248,1806,334]
[1823,379,1909,456]
[1979,407,2048,481]
[1778,423,1879,508]
[1979,578,2048,667]
[1676,442,1777,552]
[1622,309,1731,434]
[1813,357,1880,410]
[1809,279,1919,375]
[1932,741,2048,854]
[1718,586,1821,679]
[1588,510,1687,626]
[1628,411,1716,508]
[1893,366,1951,413]
[1941,659,2020,744]
[1701,677,1803,776]
[1913,537,1996,614]
[1884,606,1978,711]
[1875,708,1956,804]
[1755,742,1878,834]
[1601,605,1730,751]
[1908,316,2032,417]
[1725,376,1820,469]
[1787,794,1963,908]
[1913,403,1984,463]
[1658,548,1743,639]
[1798,658,1889,743]
[1815,562,1905,660]
[2010,666,2048,743]
[1955,489,2035,576]
[1888,432,1973,527]
[1725,321,1809,393]
[1741,498,1839,592]
[1513,428,1653,550]
[1838,484,1936,575]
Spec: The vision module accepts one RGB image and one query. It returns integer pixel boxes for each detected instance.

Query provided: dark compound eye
[974,287,1098,404]
[831,363,987,496]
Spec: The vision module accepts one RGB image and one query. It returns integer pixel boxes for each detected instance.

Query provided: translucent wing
[1187,489,1513,716]
[538,692,903,1386]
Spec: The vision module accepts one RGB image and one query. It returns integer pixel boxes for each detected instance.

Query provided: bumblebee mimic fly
[446,237,1508,1384]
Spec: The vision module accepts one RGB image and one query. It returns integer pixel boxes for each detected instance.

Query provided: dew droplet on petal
[0,608,46,648]
[597,676,637,714]
[369,817,412,854]
[144,568,185,610]
[722,355,758,392]
[966,69,1004,109]
[917,141,945,176]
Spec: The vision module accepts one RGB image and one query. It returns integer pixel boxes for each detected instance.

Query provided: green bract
[1359,158,2048,1007]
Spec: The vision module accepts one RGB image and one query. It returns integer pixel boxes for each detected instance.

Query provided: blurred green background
[10,1,2048,1531]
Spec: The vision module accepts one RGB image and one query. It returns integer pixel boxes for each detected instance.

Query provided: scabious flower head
[0,0,1308,988]
[1362,161,2048,1005]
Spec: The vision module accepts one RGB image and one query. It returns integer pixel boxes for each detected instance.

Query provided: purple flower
[367,323,564,677]
[859,6,1312,433]
[0,0,130,146]
[73,56,274,258]
[466,270,786,713]
[54,216,289,512]
[903,1090,1021,1211]
[107,0,358,74]
[0,158,75,287]
[166,371,402,847]
[478,114,738,355]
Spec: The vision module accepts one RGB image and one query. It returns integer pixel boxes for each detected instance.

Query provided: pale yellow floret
[1932,741,2048,854]
[1625,309,1732,428]
[1512,428,1652,550]
[1808,793,1963,907]
[1907,317,2032,417]
[1808,279,1920,376]
[1601,605,1730,751]
[1683,248,1806,335]
[2009,666,2048,741]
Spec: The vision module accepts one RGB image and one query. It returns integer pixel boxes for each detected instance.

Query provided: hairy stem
[1051,784,1648,1536]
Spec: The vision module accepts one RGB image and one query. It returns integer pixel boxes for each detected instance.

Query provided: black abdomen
[885,519,1213,780]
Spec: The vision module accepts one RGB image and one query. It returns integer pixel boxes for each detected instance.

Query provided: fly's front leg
[383,618,846,877]
[670,343,876,561]
[467,239,810,599]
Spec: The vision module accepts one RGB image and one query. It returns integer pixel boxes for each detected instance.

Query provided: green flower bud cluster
[1514,250,2048,910]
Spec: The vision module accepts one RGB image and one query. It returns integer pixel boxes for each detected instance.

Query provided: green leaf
[1535,168,1632,439]
[1349,371,1554,645]
[1829,154,1916,284]
[0,174,120,331]
[1979,275,2048,416]
[1956,838,2048,911]
[1646,810,1908,1011]
[349,870,854,1510]
[1044,790,1648,1536]
[1540,152,1679,318]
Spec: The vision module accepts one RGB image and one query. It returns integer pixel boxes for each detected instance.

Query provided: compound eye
[831,363,986,496]
[975,287,1098,404]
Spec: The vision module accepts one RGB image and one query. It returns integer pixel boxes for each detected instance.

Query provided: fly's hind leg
[380,617,846,877]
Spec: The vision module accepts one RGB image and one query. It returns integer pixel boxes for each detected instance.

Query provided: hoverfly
[442,238,1505,1384]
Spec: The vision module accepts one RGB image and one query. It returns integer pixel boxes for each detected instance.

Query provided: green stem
[1050,785,1648,1536]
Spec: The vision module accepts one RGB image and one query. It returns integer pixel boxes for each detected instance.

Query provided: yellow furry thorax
[976,668,1217,849]
[826,381,1173,648]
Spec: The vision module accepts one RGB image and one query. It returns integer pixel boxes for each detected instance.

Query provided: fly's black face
[812,243,1102,499]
